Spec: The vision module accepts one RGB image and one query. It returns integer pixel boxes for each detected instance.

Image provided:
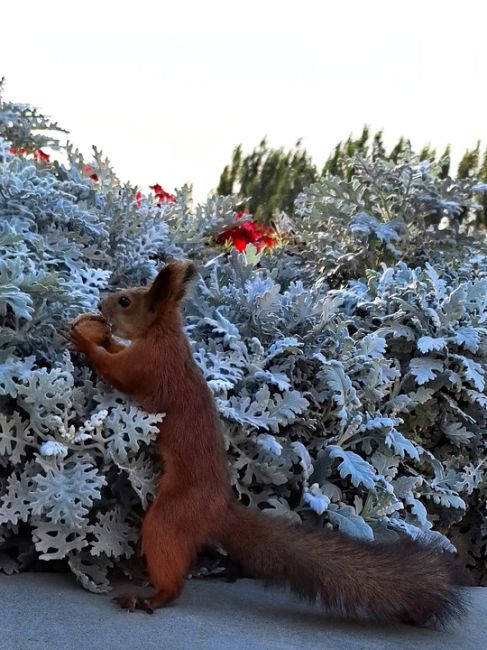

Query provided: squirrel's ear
[146,260,198,311]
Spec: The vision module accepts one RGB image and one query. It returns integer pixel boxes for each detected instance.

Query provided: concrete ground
[0,573,484,650]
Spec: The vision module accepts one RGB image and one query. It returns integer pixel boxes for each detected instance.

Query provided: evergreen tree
[477,147,487,225]
[217,138,317,221]
[419,144,436,161]
[218,131,487,224]
[458,141,480,178]
[389,137,408,163]
[438,145,451,179]
[371,130,386,160]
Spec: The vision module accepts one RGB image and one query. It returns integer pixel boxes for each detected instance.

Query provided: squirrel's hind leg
[114,498,199,613]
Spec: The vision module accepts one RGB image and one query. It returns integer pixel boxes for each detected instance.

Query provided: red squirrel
[63,260,468,626]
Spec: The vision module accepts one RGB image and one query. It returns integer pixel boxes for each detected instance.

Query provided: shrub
[0,83,485,590]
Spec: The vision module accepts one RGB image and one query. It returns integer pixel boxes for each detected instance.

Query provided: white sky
[2,0,486,201]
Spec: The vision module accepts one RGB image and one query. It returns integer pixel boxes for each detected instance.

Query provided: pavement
[0,573,485,650]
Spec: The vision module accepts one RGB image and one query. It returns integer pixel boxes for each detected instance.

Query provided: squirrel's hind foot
[112,593,154,614]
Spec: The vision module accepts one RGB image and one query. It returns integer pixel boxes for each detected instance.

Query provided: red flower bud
[35,149,50,163]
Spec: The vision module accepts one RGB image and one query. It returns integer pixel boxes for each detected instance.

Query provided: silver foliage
[1,86,486,589]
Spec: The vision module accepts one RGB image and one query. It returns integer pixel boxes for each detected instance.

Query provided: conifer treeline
[217,127,487,222]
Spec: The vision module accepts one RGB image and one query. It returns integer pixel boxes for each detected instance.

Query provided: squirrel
[63,260,469,626]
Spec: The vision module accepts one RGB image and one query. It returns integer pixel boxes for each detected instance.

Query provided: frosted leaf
[32,520,88,560]
[303,484,330,515]
[31,454,106,527]
[39,440,69,458]
[407,497,431,529]
[217,394,270,430]
[114,452,158,508]
[363,416,403,431]
[460,464,484,495]
[204,311,241,347]
[380,323,416,341]
[68,551,113,594]
[79,267,111,290]
[406,387,435,406]
[425,263,447,300]
[0,412,33,464]
[359,333,387,358]
[453,326,482,353]
[392,476,422,499]
[194,347,244,388]
[390,519,455,552]
[266,390,309,433]
[260,498,301,524]
[0,259,34,319]
[417,336,447,353]
[104,404,163,460]
[441,285,466,323]
[465,390,487,409]
[426,491,466,510]
[0,355,37,398]
[457,356,485,391]
[365,483,403,517]
[409,358,444,385]
[315,356,360,414]
[264,338,303,363]
[385,429,420,460]
[0,462,36,525]
[16,365,74,435]
[254,369,292,392]
[234,450,291,487]
[327,504,374,541]
[326,445,377,489]
[257,434,283,456]
[370,451,400,478]
[244,275,281,316]
[207,378,233,393]
[441,420,474,446]
[290,441,313,478]
[320,480,342,502]
[349,212,403,243]
[89,506,138,559]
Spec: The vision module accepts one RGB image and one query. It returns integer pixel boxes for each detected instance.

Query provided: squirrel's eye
[118,296,131,308]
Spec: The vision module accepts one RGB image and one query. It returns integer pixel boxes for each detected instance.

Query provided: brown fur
[64,260,469,626]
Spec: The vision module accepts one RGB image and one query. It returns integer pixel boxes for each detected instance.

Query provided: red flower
[35,149,50,163]
[9,147,27,156]
[216,217,276,252]
[231,235,249,251]
[150,184,176,204]
[135,191,143,208]
[84,165,99,182]
[257,235,277,250]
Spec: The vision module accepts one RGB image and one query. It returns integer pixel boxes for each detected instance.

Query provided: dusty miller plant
[0,83,485,590]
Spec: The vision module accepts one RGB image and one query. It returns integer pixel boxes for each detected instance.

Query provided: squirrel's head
[99,260,198,339]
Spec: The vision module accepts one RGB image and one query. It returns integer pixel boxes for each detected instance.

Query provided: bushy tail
[220,503,469,627]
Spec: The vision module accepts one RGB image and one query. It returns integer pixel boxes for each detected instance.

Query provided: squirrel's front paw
[60,324,92,355]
